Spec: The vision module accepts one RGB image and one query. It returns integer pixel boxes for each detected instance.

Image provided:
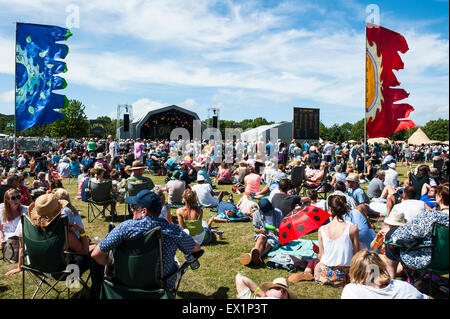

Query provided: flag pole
[363,23,367,175]
[13,22,17,168]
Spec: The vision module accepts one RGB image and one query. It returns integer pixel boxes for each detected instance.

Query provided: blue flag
[15,23,71,131]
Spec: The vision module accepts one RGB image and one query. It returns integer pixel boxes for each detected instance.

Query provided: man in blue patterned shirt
[91,189,200,291]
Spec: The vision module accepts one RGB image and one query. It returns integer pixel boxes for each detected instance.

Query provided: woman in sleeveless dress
[176,189,212,246]
[315,195,360,287]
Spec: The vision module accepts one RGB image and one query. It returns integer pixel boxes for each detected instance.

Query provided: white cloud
[0,34,14,74]
[0,89,14,103]
[131,98,168,120]
[0,0,447,124]
[179,98,197,108]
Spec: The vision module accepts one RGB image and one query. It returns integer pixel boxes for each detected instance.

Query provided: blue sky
[0,0,448,127]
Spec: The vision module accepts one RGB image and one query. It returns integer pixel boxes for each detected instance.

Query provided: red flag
[365,23,415,138]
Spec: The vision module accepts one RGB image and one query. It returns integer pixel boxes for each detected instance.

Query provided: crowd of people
[0,134,449,299]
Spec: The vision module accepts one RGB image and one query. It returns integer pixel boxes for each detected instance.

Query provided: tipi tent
[407,128,430,145]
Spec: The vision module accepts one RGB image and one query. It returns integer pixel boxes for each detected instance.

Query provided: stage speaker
[212,116,218,128]
[124,114,130,132]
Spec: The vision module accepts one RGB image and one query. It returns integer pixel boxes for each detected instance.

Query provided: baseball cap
[197,175,206,182]
[388,162,396,169]
[258,198,274,215]
[126,189,161,214]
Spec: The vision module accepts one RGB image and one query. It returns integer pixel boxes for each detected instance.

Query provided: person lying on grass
[232,268,297,299]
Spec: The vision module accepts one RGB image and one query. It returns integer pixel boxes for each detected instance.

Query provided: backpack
[266,253,307,272]
[232,183,245,194]
[2,236,20,263]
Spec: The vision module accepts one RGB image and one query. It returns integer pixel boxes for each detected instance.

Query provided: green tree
[48,99,89,138]
[319,122,329,141]
[422,118,449,141]
[95,116,117,138]
[349,119,364,141]
[340,122,353,141]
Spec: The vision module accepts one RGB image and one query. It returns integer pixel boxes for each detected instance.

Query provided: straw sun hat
[130,160,146,170]
[29,193,67,229]
[261,277,297,299]
[384,210,407,227]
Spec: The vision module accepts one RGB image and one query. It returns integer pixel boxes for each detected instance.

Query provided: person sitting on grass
[233,268,297,299]
[216,161,233,185]
[420,185,437,209]
[341,249,430,299]
[346,173,383,219]
[165,170,186,206]
[244,166,262,196]
[240,199,283,267]
[153,186,172,224]
[191,175,225,208]
[370,209,406,269]
[271,178,302,217]
[314,195,360,288]
[176,189,212,246]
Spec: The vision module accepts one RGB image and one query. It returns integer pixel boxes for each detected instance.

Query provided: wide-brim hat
[197,175,206,182]
[261,277,297,299]
[346,173,359,183]
[29,193,63,228]
[96,153,104,159]
[384,209,407,227]
[130,160,146,170]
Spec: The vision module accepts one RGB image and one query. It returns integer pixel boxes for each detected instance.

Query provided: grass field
[0,164,417,299]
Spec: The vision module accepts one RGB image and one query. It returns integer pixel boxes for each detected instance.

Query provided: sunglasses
[10,194,22,201]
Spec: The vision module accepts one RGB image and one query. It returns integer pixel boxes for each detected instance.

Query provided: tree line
[0,100,448,141]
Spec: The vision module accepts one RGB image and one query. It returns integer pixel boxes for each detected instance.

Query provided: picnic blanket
[266,239,319,272]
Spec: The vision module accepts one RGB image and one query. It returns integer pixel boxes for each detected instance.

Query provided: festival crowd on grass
[0,135,449,299]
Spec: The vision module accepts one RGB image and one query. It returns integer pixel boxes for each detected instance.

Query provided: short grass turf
[0,164,417,299]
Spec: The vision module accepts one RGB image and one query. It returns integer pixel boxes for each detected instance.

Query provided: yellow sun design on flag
[366,39,383,122]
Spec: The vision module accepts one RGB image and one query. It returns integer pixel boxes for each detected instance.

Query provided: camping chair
[101,226,204,299]
[124,181,153,217]
[432,157,444,178]
[85,179,117,223]
[290,164,306,194]
[302,166,332,199]
[21,215,90,299]
[408,173,429,200]
[385,223,449,298]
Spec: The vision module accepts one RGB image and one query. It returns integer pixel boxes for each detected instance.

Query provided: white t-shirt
[109,141,119,158]
[191,183,219,207]
[391,200,426,223]
[384,168,399,188]
[268,187,280,202]
[341,280,429,299]
[324,143,334,156]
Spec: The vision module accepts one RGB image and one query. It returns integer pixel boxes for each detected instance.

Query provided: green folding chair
[123,181,153,217]
[415,223,449,297]
[101,226,203,299]
[85,179,117,223]
[385,223,449,297]
[408,173,429,200]
[21,215,90,299]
